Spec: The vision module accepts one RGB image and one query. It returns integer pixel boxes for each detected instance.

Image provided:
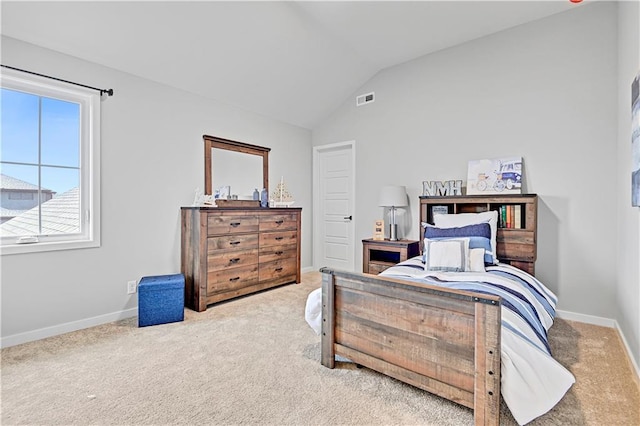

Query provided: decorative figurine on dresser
[181,135,302,312]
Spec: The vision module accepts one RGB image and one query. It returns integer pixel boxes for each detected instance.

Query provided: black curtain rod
[1,64,114,96]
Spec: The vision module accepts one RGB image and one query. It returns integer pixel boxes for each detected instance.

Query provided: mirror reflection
[212,149,263,199]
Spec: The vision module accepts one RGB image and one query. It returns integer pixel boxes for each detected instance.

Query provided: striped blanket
[379,257,575,425]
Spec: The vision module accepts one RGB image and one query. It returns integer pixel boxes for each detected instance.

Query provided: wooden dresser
[181,206,302,312]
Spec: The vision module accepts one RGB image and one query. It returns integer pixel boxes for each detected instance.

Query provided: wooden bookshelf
[420,194,538,275]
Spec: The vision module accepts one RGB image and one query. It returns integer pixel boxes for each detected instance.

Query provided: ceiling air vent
[356,92,375,107]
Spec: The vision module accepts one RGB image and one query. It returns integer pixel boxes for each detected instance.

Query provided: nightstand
[362,239,420,274]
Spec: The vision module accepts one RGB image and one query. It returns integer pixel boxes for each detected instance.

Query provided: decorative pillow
[424,238,469,272]
[466,237,493,264]
[468,248,486,272]
[422,222,494,264]
[424,222,491,239]
[423,239,486,272]
[433,211,499,264]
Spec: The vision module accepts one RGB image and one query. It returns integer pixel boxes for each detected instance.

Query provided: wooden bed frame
[320,194,538,426]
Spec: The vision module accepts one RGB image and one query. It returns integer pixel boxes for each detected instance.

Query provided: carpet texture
[1,272,638,425]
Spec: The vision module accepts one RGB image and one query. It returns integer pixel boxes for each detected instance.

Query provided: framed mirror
[204,135,270,198]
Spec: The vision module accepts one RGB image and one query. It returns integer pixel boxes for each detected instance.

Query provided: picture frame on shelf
[218,185,231,200]
[373,219,385,240]
[467,157,522,195]
[431,205,449,218]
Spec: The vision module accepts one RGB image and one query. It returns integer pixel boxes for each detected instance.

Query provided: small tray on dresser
[215,199,260,208]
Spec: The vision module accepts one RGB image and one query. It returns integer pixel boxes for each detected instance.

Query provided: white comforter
[305,258,575,425]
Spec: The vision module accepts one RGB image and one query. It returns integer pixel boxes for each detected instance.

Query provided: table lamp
[379,185,408,241]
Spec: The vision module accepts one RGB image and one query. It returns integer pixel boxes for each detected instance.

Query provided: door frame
[312,140,356,271]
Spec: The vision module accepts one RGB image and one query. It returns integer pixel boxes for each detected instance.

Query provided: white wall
[0,36,313,345]
[616,0,640,369]
[313,4,619,318]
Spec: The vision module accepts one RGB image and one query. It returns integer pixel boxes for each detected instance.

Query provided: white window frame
[1,68,101,255]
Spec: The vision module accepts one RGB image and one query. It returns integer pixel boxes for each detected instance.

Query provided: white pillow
[424,238,469,272]
[423,238,485,272]
[468,248,486,272]
[433,211,498,264]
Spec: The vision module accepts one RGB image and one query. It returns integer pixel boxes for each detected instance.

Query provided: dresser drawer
[208,234,259,253]
[259,214,298,232]
[259,258,296,283]
[208,215,259,235]
[208,249,258,271]
[259,246,296,263]
[259,230,298,248]
[207,264,259,294]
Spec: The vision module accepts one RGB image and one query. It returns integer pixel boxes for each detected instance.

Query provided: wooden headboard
[419,194,538,275]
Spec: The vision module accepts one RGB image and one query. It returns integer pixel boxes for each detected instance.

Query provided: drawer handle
[230,222,241,227]
[275,236,284,241]
[275,251,284,255]
[229,241,241,246]
[229,277,240,282]
[229,258,240,264]
[275,267,283,272]
[275,220,284,224]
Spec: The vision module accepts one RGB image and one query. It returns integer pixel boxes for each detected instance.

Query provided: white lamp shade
[379,185,408,207]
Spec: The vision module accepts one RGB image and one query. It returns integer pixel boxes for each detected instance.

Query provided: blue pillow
[424,222,491,239]
[423,223,495,264]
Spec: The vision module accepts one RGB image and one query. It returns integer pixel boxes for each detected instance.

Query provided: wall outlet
[127,280,137,294]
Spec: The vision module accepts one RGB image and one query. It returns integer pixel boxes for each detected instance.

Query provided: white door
[313,142,355,271]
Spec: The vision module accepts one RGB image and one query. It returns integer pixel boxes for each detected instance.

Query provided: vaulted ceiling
[1,1,584,129]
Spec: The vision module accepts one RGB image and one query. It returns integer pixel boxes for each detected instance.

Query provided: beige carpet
[1,272,639,425]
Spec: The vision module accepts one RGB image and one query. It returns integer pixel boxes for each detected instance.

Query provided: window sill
[1,238,100,256]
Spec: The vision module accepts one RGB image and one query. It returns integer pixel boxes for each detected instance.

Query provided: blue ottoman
[138,273,185,327]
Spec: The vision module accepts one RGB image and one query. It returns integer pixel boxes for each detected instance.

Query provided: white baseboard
[2,268,317,348]
[614,319,640,382]
[1,307,137,349]
[556,309,640,381]
[556,309,616,328]
[2,270,321,348]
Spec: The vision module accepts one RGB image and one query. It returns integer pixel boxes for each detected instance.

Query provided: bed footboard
[320,268,501,426]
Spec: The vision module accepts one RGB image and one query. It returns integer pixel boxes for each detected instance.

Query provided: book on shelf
[514,204,522,229]
[498,204,523,229]
[507,205,513,228]
[500,205,507,228]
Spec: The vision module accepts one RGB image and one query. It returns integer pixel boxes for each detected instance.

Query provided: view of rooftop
[0,174,79,236]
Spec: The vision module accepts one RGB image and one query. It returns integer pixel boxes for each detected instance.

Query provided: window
[8,192,34,200]
[0,69,100,254]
